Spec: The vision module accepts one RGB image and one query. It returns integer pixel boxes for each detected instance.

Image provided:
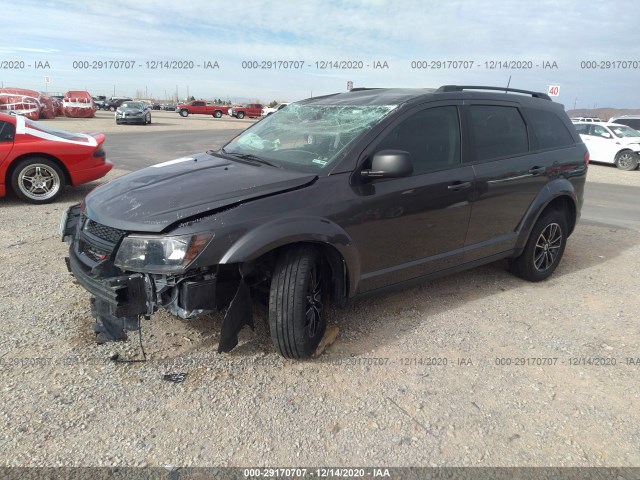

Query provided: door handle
[447,181,472,191]
[528,166,546,175]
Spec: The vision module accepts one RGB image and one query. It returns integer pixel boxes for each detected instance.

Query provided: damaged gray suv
[61,85,588,358]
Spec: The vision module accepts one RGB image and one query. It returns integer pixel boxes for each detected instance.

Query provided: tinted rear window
[527,108,575,149]
[613,118,640,129]
[470,105,529,161]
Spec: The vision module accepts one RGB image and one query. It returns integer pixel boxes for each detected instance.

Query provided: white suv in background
[574,122,640,170]
[571,116,601,123]
[608,115,640,130]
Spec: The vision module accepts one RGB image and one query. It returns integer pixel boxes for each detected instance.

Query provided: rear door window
[469,105,529,161]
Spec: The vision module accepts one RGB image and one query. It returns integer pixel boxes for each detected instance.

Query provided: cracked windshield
[222,103,397,172]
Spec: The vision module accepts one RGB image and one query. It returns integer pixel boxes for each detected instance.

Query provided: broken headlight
[114,233,213,274]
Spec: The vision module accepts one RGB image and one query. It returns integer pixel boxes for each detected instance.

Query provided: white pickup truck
[261,102,290,117]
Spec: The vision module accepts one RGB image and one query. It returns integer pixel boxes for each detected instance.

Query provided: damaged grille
[85,219,125,244]
[76,214,126,265]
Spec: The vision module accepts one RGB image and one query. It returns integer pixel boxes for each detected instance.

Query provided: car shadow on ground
[6,181,633,363]
[125,222,639,363]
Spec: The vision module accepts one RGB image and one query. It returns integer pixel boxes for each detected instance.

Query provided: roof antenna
[505,75,512,93]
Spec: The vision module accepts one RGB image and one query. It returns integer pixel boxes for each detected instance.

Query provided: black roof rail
[349,87,382,92]
[437,85,551,100]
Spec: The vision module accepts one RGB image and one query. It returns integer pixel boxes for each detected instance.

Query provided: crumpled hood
[84,152,317,232]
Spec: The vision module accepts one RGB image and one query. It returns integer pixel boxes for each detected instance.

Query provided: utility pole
[573,97,577,112]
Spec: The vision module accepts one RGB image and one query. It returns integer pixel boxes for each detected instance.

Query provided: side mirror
[361,150,413,179]
[601,132,611,138]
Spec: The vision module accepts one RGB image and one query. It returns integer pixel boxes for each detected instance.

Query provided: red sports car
[0,112,112,204]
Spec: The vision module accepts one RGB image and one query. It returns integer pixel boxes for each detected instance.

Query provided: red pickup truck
[228,103,263,119]
[176,101,230,118]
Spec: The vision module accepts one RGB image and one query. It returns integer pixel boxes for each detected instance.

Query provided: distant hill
[566,108,640,121]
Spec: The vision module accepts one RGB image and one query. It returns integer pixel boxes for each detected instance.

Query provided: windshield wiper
[223,151,283,168]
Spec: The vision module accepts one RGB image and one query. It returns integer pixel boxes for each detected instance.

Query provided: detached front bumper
[61,204,152,341]
[61,204,221,339]
[61,204,249,350]
[65,251,149,318]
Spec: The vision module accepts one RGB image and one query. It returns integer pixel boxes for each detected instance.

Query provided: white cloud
[2,0,639,107]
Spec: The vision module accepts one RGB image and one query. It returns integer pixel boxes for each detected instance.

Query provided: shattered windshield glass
[222,103,397,172]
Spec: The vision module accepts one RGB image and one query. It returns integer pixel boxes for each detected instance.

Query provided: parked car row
[571,116,601,123]
[174,100,281,119]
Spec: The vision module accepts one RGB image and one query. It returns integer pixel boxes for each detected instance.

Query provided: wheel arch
[514,180,578,254]
[218,217,360,300]
[6,153,71,190]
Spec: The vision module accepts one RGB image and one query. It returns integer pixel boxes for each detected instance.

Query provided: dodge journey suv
[61,85,589,358]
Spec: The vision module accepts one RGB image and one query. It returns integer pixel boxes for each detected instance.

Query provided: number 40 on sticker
[548,85,560,96]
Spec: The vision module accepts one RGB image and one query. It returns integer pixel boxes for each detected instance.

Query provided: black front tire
[509,210,568,282]
[269,245,327,359]
[213,111,222,118]
[236,111,245,119]
[614,151,639,171]
[180,109,189,117]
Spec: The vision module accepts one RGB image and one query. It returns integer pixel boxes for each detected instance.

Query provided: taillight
[93,148,105,158]
[584,151,590,166]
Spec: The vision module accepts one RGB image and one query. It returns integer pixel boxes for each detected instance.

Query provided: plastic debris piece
[163,372,187,383]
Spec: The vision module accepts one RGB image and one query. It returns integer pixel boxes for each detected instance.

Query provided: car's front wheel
[236,111,245,119]
[179,109,189,117]
[11,157,65,204]
[614,150,639,170]
[269,245,327,359]
[213,111,222,118]
[509,210,568,282]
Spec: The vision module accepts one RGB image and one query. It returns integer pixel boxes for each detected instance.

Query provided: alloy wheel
[305,262,323,338]
[533,222,562,271]
[17,163,61,201]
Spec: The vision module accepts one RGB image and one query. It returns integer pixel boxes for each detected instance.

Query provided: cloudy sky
[2,0,638,108]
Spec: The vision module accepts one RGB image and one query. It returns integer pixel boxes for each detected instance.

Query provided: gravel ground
[0,154,639,466]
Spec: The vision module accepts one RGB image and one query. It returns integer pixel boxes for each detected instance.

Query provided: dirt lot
[0,115,639,467]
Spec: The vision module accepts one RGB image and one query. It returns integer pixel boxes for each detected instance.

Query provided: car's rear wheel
[509,210,567,282]
[11,157,65,204]
[614,151,639,170]
[236,111,245,119]
[213,111,222,118]
[269,245,327,359]
[180,109,189,117]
